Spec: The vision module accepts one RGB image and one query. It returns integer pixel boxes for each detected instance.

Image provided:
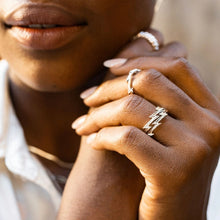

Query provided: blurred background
[152,0,220,97]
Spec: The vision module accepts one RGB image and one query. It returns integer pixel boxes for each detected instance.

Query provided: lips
[4,3,87,50]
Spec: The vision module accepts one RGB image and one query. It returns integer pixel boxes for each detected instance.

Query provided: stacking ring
[134,31,160,51]
[143,106,168,136]
[127,69,141,95]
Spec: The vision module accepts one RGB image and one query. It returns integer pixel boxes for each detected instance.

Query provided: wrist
[59,140,145,220]
[139,186,209,220]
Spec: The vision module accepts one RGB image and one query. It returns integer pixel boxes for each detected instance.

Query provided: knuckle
[192,139,211,163]
[201,111,220,145]
[172,57,190,70]
[209,117,220,143]
[96,128,108,147]
[171,57,201,81]
[211,118,220,135]
[146,69,162,82]
[130,57,145,67]
[119,126,139,151]
[97,127,107,140]
[136,69,162,87]
[169,42,188,57]
[121,95,144,113]
[169,87,191,107]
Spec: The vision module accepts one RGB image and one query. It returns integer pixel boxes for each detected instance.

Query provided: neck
[8,74,89,163]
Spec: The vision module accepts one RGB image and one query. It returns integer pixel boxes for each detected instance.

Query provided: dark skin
[0,0,157,218]
[1,0,220,220]
[58,36,191,219]
[0,0,154,162]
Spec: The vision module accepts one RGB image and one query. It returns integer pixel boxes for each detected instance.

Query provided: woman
[0,0,219,219]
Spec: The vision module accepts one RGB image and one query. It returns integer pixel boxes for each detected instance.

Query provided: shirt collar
[0,60,61,208]
[0,60,9,157]
[0,60,39,180]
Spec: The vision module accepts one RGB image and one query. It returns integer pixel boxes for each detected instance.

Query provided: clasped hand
[72,29,220,219]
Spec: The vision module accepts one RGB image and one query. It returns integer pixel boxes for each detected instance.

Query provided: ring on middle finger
[127,68,141,95]
[143,106,168,136]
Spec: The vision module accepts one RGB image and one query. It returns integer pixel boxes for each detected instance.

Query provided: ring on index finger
[127,68,141,95]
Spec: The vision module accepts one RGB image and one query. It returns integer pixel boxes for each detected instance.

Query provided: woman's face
[0,0,155,91]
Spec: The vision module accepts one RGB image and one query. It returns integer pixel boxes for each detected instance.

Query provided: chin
[21,73,88,93]
[5,51,97,93]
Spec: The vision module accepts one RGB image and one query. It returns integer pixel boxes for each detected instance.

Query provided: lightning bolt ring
[143,106,168,137]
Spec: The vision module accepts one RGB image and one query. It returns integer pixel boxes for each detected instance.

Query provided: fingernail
[72,115,87,129]
[103,58,127,68]
[80,86,98,99]
[86,133,97,145]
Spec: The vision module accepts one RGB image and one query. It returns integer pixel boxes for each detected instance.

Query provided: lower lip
[8,25,85,50]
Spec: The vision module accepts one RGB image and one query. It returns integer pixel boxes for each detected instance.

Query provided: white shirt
[0,60,61,220]
[0,60,219,219]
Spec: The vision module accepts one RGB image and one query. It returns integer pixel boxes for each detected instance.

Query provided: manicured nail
[86,133,97,145]
[103,58,127,68]
[80,86,98,99]
[72,115,87,129]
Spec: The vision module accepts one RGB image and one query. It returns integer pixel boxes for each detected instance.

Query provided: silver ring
[127,69,141,95]
[143,106,168,136]
[134,31,160,51]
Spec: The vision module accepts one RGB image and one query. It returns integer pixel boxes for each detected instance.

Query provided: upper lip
[4,3,87,27]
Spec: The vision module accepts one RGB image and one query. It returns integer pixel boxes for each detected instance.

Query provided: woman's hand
[58,29,189,220]
[73,54,220,219]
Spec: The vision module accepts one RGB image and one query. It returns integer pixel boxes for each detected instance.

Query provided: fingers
[83,69,200,121]
[116,28,164,59]
[104,57,217,109]
[157,42,187,58]
[85,126,169,176]
[114,28,186,59]
[116,40,187,60]
[147,28,164,48]
[75,95,186,147]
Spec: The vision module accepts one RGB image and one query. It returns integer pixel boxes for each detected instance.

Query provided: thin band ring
[127,69,141,95]
[134,31,160,51]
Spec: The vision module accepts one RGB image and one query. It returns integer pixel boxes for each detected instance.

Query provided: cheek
[85,0,155,56]
[88,0,155,44]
